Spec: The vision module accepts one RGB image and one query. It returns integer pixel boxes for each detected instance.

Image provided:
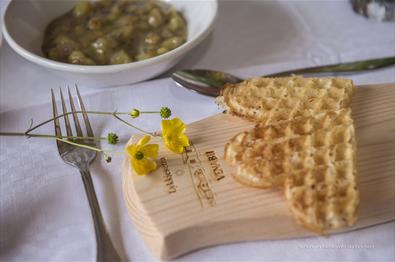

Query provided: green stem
[55,138,103,152]
[104,150,125,155]
[25,111,129,134]
[0,132,27,137]
[112,113,158,136]
[0,132,106,141]
[140,111,160,114]
[0,131,110,155]
[55,139,118,159]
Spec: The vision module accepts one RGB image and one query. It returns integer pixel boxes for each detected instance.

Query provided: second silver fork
[51,87,121,262]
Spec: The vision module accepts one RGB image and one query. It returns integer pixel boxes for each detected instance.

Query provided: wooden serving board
[122,83,395,260]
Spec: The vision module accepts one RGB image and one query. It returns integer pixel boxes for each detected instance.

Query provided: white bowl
[1,0,217,86]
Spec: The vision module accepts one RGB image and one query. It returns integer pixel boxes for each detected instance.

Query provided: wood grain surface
[122,83,395,260]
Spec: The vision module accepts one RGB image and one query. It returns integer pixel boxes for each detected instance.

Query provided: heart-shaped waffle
[224,109,354,186]
[222,76,359,233]
[216,76,355,124]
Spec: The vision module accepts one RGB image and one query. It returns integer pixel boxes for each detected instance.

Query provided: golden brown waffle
[284,147,359,233]
[217,76,355,123]
[222,76,359,233]
[224,109,355,188]
[224,108,359,232]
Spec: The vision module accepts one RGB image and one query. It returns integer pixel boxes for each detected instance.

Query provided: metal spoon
[172,56,395,97]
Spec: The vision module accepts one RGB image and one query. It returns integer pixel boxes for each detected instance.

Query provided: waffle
[224,109,355,188]
[224,108,359,232]
[217,76,355,124]
[284,151,359,233]
[222,76,359,233]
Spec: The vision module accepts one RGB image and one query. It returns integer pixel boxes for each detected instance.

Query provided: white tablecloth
[1,0,394,261]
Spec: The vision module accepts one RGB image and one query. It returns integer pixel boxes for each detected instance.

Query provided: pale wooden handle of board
[123,83,395,260]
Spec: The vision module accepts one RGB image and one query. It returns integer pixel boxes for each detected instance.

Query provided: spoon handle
[266,56,395,77]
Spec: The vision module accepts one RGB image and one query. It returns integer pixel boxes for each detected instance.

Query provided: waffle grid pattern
[218,76,355,124]
[222,77,359,233]
[225,109,355,187]
[285,158,358,233]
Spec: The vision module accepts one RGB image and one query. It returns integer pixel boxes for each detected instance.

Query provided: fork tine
[51,89,63,148]
[75,85,94,137]
[60,89,73,137]
[68,86,83,137]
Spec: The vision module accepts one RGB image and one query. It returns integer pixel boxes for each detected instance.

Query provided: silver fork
[51,87,121,262]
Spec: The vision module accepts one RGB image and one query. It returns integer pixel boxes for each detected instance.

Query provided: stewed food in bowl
[42,0,187,65]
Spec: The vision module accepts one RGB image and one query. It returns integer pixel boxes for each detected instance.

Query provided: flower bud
[130,109,140,118]
[107,132,119,144]
[160,107,171,119]
[104,155,112,163]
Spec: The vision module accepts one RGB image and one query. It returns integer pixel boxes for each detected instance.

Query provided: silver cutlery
[171,56,395,97]
[51,87,121,262]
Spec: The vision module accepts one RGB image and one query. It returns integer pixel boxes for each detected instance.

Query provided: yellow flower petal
[125,135,158,175]
[164,135,188,154]
[165,142,184,154]
[137,135,151,147]
[161,118,190,154]
[170,118,185,134]
[161,119,173,136]
[132,158,157,175]
[161,118,184,135]
[177,134,190,147]
[125,144,137,157]
[141,144,159,158]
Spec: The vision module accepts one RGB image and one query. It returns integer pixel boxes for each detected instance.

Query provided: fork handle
[79,168,122,262]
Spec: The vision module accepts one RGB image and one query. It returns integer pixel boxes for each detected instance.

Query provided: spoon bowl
[172,69,241,96]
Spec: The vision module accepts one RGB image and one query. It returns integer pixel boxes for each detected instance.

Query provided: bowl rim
[1,0,218,74]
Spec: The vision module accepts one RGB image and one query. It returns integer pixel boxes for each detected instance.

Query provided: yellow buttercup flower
[126,135,159,175]
[161,118,190,153]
